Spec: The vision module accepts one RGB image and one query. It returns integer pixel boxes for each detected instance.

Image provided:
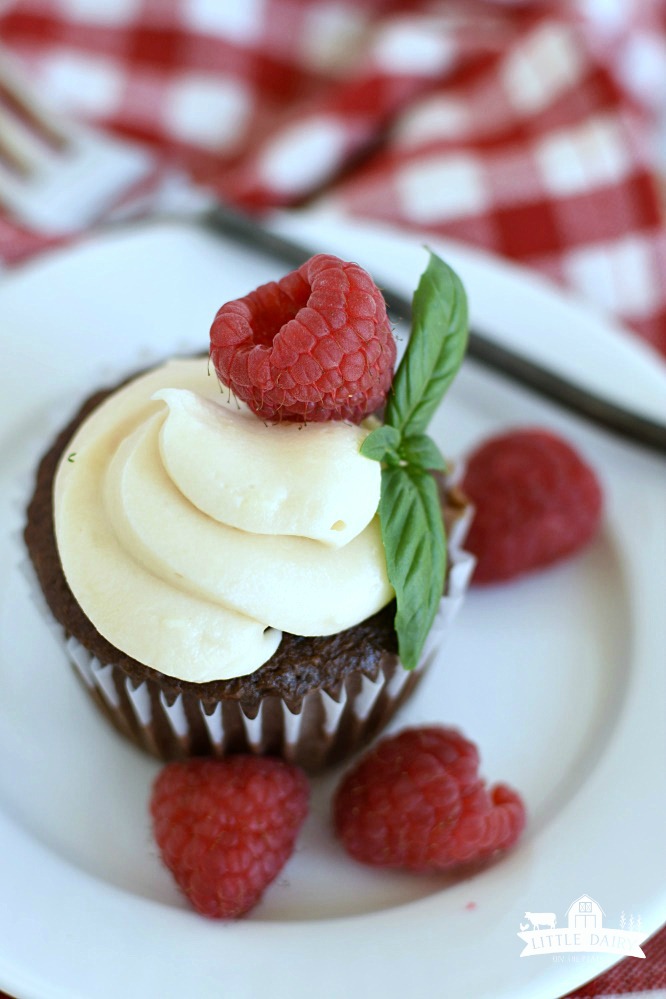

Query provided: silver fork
[0,48,153,232]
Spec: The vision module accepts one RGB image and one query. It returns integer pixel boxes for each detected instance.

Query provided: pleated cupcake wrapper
[64,638,422,769]
[55,509,475,770]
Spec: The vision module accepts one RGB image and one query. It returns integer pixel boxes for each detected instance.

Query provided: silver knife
[201,205,666,455]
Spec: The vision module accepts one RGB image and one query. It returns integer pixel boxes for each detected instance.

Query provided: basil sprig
[361,251,468,670]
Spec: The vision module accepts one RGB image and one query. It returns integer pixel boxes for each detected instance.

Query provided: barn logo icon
[517,895,646,958]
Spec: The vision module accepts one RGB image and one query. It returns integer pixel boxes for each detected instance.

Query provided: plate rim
[1,216,664,999]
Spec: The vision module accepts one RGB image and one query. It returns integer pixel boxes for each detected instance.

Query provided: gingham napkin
[1,0,665,357]
[0,3,664,998]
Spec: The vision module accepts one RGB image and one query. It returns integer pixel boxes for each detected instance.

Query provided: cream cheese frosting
[53,358,393,683]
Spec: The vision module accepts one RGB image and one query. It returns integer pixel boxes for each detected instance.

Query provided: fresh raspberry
[150,756,309,918]
[209,253,396,422]
[462,428,602,584]
[333,726,525,871]
[461,428,603,585]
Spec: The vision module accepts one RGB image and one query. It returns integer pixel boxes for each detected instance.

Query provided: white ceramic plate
[0,217,664,999]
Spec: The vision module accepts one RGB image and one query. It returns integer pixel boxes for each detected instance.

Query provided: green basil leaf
[400,433,447,472]
[360,424,402,465]
[378,466,447,670]
[385,251,468,436]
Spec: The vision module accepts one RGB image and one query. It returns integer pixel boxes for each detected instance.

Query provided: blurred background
[0,0,665,360]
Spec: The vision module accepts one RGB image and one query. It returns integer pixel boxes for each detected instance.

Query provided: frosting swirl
[54,358,393,683]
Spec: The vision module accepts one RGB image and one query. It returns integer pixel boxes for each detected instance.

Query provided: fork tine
[0,46,153,232]
[0,50,70,180]
[0,51,68,152]
[0,99,55,176]
[0,118,30,174]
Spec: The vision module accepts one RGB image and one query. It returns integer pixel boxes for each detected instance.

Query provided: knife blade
[201,205,666,455]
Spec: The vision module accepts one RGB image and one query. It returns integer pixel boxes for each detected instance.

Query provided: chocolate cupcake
[24,356,473,771]
[24,251,474,771]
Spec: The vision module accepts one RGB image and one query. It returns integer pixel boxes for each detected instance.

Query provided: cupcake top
[53,358,393,683]
[52,249,469,687]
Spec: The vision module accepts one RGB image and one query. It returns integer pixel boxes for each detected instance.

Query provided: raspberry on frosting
[209,253,396,423]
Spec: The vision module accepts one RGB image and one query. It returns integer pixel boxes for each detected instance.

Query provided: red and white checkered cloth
[0,2,665,997]
[1,0,665,355]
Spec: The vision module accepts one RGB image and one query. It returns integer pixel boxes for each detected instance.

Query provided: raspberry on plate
[151,756,309,918]
[461,427,603,585]
[209,253,396,423]
[332,726,525,871]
